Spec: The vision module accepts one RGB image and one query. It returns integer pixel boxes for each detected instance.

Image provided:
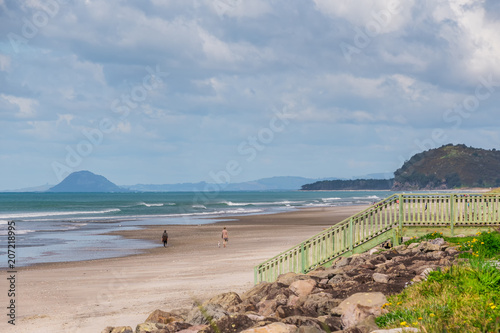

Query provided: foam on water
[0,208,121,220]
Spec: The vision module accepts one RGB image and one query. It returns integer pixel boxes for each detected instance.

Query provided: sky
[1,0,500,189]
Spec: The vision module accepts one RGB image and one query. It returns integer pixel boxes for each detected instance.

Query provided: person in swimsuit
[221,227,228,248]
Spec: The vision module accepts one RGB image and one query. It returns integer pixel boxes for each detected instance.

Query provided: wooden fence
[254,193,500,283]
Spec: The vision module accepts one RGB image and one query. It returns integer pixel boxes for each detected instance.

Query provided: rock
[135,322,168,333]
[331,292,386,317]
[359,263,376,270]
[371,328,419,332]
[445,247,459,255]
[349,255,365,266]
[407,242,420,250]
[326,266,349,275]
[372,273,390,284]
[393,245,407,252]
[146,309,185,324]
[136,321,192,333]
[177,325,209,333]
[281,316,323,330]
[423,243,441,252]
[289,279,317,297]
[240,322,298,333]
[335,257,351,268]
[328,273,348,285]
[101,327,133,333]
[429,238,445,246]
[297,326,322,333]
[257,299,278,317]
[306,270,332,280]
[302,293,342,316]
[242,282,290,303]
[426,251,444,259]
[412,275,424,283]
[317,315,343,332]
[277,273,313,286]
[341,301,386,330]
[199,314,255,333]
[420,267,433,278]
[276,305,315,319]
[343,315,379,333]
[204,292,243,310]
[438,258,451,266]
[186,304,229,325]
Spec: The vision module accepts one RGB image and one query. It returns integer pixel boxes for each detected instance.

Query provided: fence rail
[254,193,500,283]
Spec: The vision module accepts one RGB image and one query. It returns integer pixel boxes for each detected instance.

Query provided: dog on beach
[217,241,221,248]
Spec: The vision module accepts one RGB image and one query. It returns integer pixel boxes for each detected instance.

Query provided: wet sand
[2,205,367,333]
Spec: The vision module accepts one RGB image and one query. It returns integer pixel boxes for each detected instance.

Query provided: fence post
[300,242,306,274]
[450,194,455,236]
[254,266,258,284]
[349,218,354,252]
[398,194,404,237]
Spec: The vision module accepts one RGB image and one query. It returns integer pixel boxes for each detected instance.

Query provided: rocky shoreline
[102,239,459,333]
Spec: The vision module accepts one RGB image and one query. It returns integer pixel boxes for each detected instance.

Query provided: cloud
[0,94,38,118]
[0,0,499,188]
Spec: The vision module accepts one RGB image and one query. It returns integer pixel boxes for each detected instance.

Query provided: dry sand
[2,205,367,333]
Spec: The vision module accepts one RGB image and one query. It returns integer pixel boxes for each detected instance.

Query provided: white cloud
[432,0,500,81]
[313,0,415,33]
[0,54,11,72]
[1,94,38,118]
[211,0,271,18]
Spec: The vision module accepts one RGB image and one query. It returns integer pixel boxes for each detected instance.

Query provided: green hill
[393,144,500,190]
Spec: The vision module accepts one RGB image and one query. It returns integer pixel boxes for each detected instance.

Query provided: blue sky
[1,0,500,189]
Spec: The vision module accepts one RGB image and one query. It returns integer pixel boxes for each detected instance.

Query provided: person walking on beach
[221,227,228,248]
[162,230,168,247]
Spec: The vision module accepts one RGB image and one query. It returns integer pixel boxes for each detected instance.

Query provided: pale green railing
[254,193,500,283]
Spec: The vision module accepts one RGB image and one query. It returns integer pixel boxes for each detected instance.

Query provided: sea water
[0,191,394,267]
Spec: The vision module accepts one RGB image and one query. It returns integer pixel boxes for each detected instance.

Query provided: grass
[376,230,500,332]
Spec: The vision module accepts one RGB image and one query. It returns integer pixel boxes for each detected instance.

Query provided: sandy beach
[2,205,367,333]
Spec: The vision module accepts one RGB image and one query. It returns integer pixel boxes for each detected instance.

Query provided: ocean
[0,190,395,267]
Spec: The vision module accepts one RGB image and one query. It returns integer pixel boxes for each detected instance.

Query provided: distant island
[301,144,500,191]
[48,171,127,192]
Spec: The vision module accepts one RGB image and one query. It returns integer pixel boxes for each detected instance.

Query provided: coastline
[3,205,368,333]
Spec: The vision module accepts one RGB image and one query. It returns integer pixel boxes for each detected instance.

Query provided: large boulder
[186,304,229,325]
[146,309,185,324]
[335,257,351,268]
[101,327,133,333]
[302,293,342,316]
[135,322,168,333]
[372,273,390,284]
[343,315,379,333]
[240,322,298,333]
[332,292,387,318]
[242,282,288,302]
[203,292,243,310]
[199,314,255,333]
[289,279,317,297]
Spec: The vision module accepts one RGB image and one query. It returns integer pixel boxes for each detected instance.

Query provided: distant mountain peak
[48,170,126,192]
